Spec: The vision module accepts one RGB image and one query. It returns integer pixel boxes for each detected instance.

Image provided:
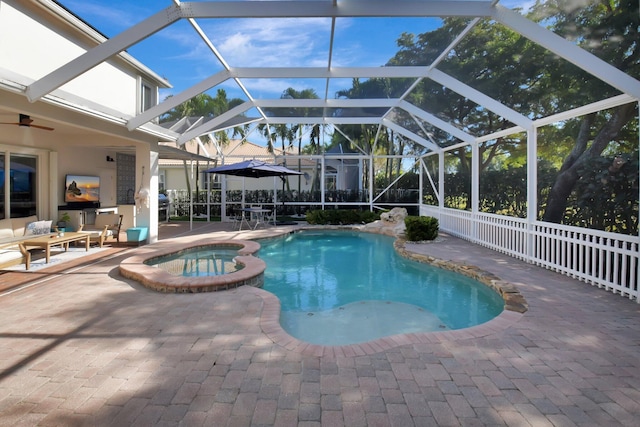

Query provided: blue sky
[58,0,532,147]
[60,1,532,102]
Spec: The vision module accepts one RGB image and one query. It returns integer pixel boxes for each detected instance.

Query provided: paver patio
[0,222,639,426]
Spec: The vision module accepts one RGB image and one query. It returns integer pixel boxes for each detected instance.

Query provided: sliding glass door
[0,153,37,219]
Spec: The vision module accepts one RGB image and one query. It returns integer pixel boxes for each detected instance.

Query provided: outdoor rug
[1,246,108,273]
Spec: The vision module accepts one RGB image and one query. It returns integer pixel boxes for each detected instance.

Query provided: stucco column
[135,142,159,244]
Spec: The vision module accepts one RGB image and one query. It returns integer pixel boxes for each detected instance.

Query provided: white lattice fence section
[533,223,639,301]
[420,205,639,302]
[476,213,528,260]
[421,205,474,237]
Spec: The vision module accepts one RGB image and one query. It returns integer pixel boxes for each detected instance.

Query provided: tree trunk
[543,103,636,223]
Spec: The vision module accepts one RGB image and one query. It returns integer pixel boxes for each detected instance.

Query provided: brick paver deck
[1,222,639,426]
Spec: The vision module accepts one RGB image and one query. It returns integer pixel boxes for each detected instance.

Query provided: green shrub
[360,210,381,224]
[305,209,380,225]
[404,216,439,241]
[305,209,328,224]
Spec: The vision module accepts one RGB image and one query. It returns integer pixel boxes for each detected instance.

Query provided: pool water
[146,246,243,277]
[260,231,504,345]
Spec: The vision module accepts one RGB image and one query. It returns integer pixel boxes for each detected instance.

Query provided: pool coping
[118,226,527,354]
[250,286,524,357]
[119,239,265,292]
[248,227,527,356]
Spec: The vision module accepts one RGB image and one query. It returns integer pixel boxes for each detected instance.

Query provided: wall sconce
[106,156,114,162]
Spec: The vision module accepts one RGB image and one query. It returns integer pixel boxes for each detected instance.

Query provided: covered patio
[0,222,639,425]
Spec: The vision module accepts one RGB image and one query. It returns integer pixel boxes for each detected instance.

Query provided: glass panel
[10,154,37,218]
[141,82,154,112]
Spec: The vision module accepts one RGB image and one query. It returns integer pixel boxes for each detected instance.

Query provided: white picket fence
[421,205,639,302]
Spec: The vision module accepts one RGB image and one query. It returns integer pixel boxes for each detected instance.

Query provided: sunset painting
[65,175,100,202]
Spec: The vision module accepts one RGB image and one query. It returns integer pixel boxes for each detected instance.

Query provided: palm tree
[161,90,245,214]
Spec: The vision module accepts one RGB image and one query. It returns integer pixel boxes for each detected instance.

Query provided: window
[159,171,166,192]
[140,79,157,113]
[211,174,222,190]
[325,174,337,191]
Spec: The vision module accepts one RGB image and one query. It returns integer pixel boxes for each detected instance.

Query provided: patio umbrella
[204,159,302,224]
[203,159,302,178]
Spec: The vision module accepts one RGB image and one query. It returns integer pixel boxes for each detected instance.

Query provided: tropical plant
[160,90,245,207]
[381,0,638,233]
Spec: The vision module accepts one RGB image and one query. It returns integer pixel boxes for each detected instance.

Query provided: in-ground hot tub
[119,239,265,293]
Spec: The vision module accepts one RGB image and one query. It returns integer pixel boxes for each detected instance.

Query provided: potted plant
[57,212,71,229]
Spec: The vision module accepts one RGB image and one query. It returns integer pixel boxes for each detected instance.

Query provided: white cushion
[82,229,113,237]
[0,248,24,265]
[0,218,13,239]
[12,215,38,236]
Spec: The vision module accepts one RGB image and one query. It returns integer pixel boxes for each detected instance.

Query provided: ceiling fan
[0,114,54,131]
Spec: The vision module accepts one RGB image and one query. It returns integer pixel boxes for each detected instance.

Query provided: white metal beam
[398,100,475,143]
[128,70,231,130]
[253,98,397,108]
[533,94,636,127]
[183,1,495,18]
[428,68,532,129]
[268,117,382,125]
[382,18,481,121]
[26,5,183,101]
[226,66,440,79]
[475,125,526,143]
[382,119,440,152]
[176,102,254,144]
[493,5,640,100]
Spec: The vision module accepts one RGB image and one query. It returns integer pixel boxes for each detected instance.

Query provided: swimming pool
[259,230,504,345]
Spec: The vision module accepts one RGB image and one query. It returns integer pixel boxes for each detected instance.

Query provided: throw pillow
[23,221,38,236]
[40,220,53,234]
[23,220,53,236]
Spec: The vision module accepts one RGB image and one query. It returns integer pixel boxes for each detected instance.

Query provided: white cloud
[206,18,333,67]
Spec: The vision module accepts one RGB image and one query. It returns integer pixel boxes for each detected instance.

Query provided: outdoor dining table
[239,207,272,230]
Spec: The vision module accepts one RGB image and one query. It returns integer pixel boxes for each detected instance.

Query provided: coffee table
[19,232,90,269]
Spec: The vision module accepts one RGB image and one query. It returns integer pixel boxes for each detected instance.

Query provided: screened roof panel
[332,17,445,67]
[200,17,334,68]
[437,18,625,118]
[26,0,640,153]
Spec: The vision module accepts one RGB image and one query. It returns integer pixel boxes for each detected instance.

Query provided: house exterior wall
[0,1,169,240]
[0,2,139,116]
[56,146,118,207]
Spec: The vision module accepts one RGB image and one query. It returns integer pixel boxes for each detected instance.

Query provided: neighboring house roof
[159,139,316,168]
